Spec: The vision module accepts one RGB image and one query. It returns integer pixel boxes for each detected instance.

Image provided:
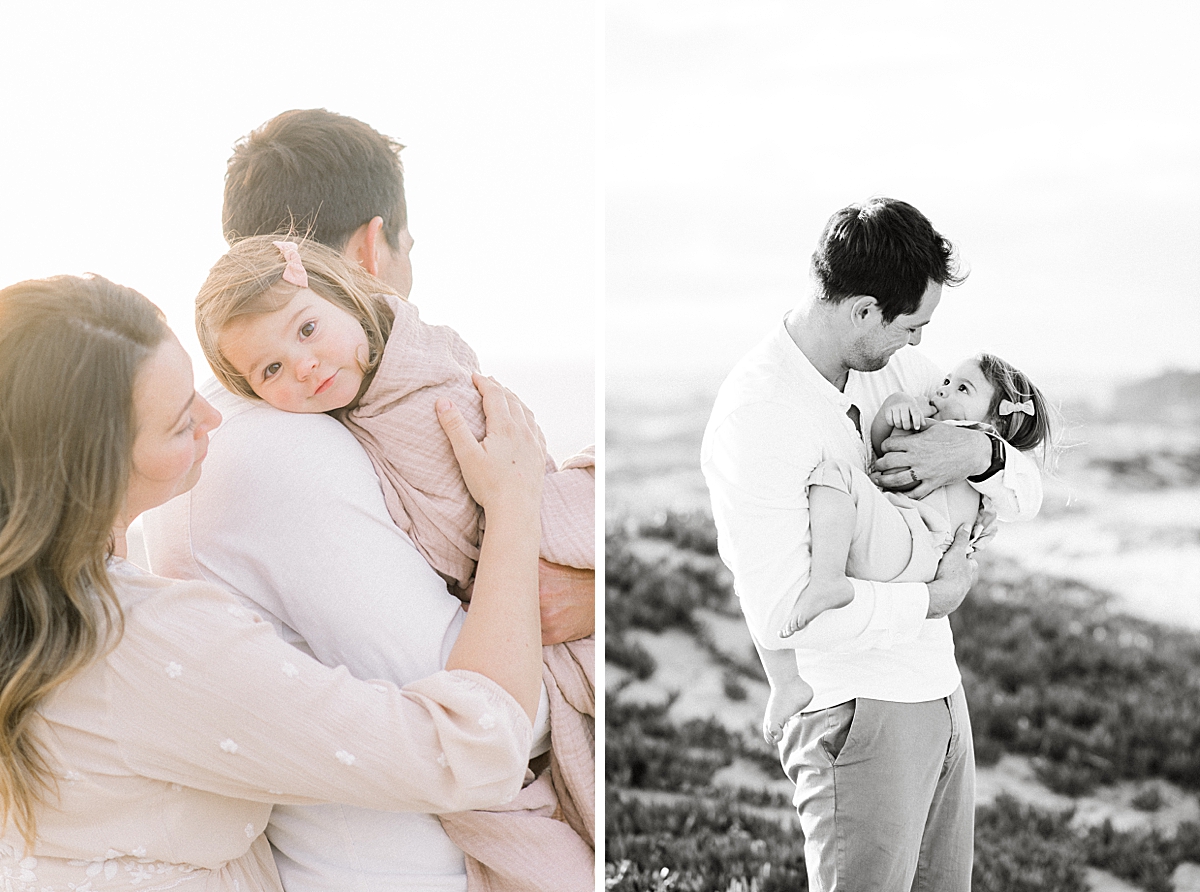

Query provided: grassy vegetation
[606,510,1200,890]
[605,788,807,892]
[954,568,1200,795]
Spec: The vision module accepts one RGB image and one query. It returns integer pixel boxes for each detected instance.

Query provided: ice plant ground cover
[606,371,1200,892]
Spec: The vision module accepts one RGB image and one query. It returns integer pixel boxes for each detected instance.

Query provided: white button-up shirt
[143,378,550,892]
[701,322,1042,711]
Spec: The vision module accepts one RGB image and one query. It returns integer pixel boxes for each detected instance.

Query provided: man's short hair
[811,197,966,322]
[222,109,408,252]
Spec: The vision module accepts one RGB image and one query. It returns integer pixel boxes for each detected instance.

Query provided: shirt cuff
[967,431,1004,483]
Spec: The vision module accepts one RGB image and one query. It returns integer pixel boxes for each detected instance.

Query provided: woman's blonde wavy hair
[195,235,396,404]
[0,275,169,845]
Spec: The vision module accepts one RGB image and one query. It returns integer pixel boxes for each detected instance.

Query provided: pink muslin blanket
[337,293,595,890]
[339,293,594,590]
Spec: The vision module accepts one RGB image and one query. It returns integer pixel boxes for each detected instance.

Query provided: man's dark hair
[811,197,966,322]
[222,109,407,252]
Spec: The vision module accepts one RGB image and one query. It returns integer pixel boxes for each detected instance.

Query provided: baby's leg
[780,459,916,638]
[753,638,813,745]
[779,483,856,637]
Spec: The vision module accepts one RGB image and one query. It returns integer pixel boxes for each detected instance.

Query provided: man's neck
[784,305,850,391]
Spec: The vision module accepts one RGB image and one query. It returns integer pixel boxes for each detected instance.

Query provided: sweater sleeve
[106,578,532,814]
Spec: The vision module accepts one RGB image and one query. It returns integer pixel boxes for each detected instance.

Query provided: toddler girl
[194,236,595,889]
[760,353,1052,742]
[195,237,595,594]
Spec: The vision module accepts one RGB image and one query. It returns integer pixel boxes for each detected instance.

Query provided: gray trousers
[778,686,975,892]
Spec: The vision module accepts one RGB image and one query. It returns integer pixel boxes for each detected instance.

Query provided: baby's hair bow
[999,398,1035,417]
[273,241,309,289]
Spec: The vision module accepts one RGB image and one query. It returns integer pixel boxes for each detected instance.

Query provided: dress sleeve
[105,579,531,813]
[701,399,928,653]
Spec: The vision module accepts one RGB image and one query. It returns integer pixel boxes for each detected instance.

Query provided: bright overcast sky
[607,1,1200,395]
[0,1,597,455]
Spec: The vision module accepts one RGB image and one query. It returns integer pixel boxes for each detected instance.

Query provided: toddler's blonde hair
[195,235,395,401]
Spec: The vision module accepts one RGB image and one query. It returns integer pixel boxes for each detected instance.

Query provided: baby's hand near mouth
[881,392,932,431]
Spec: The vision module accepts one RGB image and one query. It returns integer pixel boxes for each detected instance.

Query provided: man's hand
[539,559,595,645]
[926,526,978,619]
[968,503,999,555]
[871,423,991,499]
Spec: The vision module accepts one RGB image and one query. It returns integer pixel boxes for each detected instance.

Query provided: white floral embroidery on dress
[64,769,84,784]
[244,823,255,839]
[436,753,448,768]
[334,750,356,766]
[226,604,245,618]
[87,858,121,881]
[0,851,37,888]
[371,683,388,694]
[169,782,183,792]
[281,661,299,678]
[478,713,496,730]
[219,739,239,754]
[165,662,183,678]
[63,853,203,891]
[129,862,155,884]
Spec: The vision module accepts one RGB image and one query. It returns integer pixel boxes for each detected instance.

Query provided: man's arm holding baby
[702,398,977,653]
[539,560,594,644]
[871,399,1042,522]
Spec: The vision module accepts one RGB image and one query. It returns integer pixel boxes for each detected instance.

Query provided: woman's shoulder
[110,563,257,636]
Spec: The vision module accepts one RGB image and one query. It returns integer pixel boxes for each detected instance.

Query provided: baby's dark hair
[976,353,1052,455]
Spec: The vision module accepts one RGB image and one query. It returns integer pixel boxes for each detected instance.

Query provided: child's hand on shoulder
[881,393,934,431]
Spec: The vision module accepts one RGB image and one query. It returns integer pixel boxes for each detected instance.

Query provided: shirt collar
[772,317,855,413]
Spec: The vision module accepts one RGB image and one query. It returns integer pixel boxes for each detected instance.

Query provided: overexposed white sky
[0,1,597,455]
[607,1,1200,394]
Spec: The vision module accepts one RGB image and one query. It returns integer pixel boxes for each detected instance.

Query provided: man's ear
[341,216,386,277]
[848,295,879,326]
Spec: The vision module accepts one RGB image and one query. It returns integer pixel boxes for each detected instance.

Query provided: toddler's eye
[958,384,969,393]
[301,321,316,337]
[263,362,282,379]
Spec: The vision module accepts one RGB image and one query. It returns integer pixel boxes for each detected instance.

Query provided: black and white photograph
[606,3,1200,890]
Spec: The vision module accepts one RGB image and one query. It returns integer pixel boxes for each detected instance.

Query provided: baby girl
[760,353,1053,742]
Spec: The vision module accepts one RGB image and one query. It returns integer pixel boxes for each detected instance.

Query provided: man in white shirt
[701,198,1041,892]
[143,109,593,892]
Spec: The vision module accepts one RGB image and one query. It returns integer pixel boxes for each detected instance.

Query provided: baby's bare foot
[779,575,854,638]
[763,676,814,744]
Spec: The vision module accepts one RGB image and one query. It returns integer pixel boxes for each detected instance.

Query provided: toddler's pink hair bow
[999,398,1034,416]
[273,241,309,289]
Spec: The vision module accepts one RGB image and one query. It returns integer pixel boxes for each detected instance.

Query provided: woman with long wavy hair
[0,274,545,889]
